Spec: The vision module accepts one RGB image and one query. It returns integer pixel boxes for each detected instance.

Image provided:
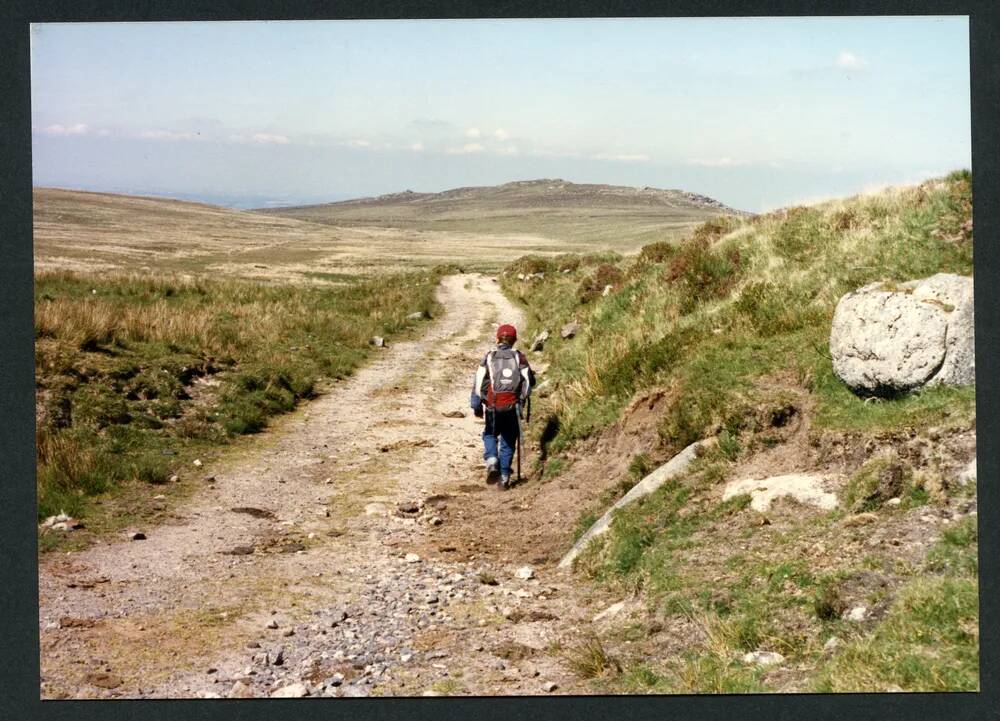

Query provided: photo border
[2,2,996,720]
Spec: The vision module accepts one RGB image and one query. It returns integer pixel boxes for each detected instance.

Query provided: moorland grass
[34,269,442,526]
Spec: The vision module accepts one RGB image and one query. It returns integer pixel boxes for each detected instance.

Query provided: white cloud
[251,133,290,145]
[688,157,749,167]
[592,152,650,163]
[228,132,291,144]
[493,128,509,141]
[409,141,425,152]
[139,129,197,141]
[835,51,867,71]
[42,123,89,136]
[464,127,482,139]
[496,145,519,156]
[445,142,485,155]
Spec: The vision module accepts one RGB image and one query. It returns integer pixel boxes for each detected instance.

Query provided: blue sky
[30,17,970,211]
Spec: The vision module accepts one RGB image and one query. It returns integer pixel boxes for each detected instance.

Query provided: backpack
[484,348,522,412]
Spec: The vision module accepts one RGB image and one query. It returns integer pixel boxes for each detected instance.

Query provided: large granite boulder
[829,273,974,395]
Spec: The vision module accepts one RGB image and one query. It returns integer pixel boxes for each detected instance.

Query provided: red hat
[496,324,517,341]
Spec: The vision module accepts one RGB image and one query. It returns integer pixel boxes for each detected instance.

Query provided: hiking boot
[499,474,511,490]
[485,457,500,484]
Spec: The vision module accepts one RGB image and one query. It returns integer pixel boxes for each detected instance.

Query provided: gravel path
[38,273,615,699]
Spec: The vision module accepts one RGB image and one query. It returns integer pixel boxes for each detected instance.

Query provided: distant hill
[255,179,746,249]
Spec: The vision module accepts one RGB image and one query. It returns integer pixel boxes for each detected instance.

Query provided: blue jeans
[482,409,520,476]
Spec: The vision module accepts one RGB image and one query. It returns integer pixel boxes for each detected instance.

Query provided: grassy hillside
[34,269,443,545]
[504,171,977,692]
[33,187,563,277]
[257,179,741,251]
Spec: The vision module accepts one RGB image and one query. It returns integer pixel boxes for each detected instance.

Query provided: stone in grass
[843,606,868,622]
[742,651,785,667]
[514,566,535,580]
[542,681,558,693]
[371,336,386,348]
[397,500,421,514]
[270,682,309,698]
[560,322,580,339]
[228,681,254,698]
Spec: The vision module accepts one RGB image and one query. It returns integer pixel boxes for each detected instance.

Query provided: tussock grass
[34,269,442,525]
[563,634,622,679]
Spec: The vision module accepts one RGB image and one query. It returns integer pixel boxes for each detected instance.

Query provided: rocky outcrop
[829,273,974,395]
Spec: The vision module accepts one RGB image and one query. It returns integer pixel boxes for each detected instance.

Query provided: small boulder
[530,330,550,352]
[371,336,386,348]
[542,681,558,693]
[396,500,421,514]
[957,457,977,486]
[560,322,580,339]
[742,651,785,667]
[514,566,535,580]
[405,553,421,563]
[228,681,254,698]
[270,682,309,698]
[843,606,868,622]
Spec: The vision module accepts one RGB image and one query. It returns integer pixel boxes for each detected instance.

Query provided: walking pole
[516,402,523,484]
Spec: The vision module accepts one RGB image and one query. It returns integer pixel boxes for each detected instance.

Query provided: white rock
[823,637,841,652]
[515,566,535,580]
[200,691,223,698]
[844,606,868,622]
[723,474,839,512]
[886,497,902,507]
[227,681,254,698]
[957,457,977,486]
[592,601,627,623]
[364,502,389,516]
[270,682,309,698]
[405,553,421,563]
[829,274,974,394]
[542,681,558,693]
[193,459,203,467]
[742,651,785,667]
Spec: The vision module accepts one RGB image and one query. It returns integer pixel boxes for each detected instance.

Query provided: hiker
[470,323,532,489]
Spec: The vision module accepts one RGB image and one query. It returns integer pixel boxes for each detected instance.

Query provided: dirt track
[37,273,620,699]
